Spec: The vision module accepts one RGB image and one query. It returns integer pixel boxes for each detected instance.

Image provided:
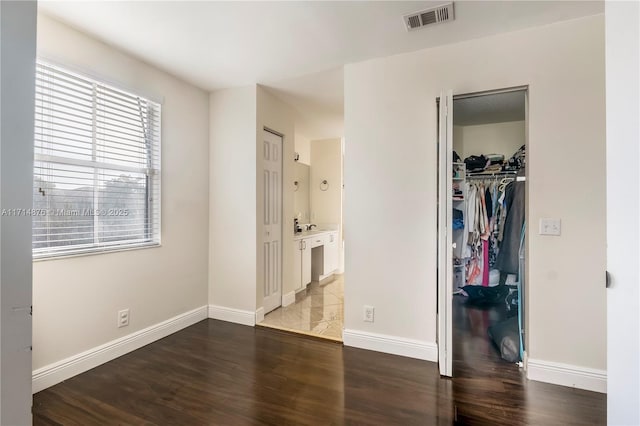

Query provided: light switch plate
[539,218,561,236]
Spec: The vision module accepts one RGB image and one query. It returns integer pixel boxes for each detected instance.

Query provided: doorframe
[436,85,530,376]
[436,89,453,377]
[262,127,284,314]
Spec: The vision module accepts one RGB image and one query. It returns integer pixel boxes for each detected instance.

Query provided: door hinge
[606,270,611,288]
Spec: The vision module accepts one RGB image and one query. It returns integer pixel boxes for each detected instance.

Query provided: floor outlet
[363,305,375,322]
[118,309,130,328]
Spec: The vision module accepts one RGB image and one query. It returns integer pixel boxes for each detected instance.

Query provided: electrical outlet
[117,309,129,328]
[363,305,375,323]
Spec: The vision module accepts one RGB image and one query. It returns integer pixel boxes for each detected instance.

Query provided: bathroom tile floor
[259,274,344,341]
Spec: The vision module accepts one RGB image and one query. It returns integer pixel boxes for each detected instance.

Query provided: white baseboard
[318,272,333,282]
[208,304,255,326]
[343,329,437,362]
[527,358,607,393]
[282,291,295,307]
[32,305,208,394]
[255,307,265,324]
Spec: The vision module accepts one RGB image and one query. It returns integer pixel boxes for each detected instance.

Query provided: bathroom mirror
[294,162,310,223]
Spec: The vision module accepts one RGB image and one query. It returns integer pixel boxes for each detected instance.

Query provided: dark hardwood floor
[33,315,605,425]
[451,294,605,425]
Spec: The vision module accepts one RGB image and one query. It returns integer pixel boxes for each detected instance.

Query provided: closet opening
[437,87,528,382]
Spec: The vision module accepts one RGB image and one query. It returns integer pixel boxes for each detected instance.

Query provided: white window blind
[33,61,161,258]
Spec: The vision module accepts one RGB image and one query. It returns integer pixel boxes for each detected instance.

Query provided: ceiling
[453,91,526,126]
[39,1,603,138]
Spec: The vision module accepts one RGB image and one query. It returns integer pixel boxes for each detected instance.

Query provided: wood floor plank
[33,317,605,425]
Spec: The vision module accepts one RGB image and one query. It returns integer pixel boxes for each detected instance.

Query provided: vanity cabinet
[324,232,339,274]
[293,230,339,290]
[293,238,312,292]
[311,231,339,281]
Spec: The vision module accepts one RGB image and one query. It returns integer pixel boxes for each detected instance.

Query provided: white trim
[318,272,334,282]
[527,358,607,393]
[255,307,265,324]
[208,305,255,326]
[32,306,207,393]
[343,329,438,362]
[282,291,296,307]
[33,242,161,262]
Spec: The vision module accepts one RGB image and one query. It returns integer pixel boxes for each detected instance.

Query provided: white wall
[453,121,525,160]
[34,14,210,369]
[295,132,311,165]
[256,86,296,306]
[310,138,342,227]
[606,1,640,423]
[208,85,299,316]
[310,138,344,273]
[209,86,257,313]
[344,15,606,376]
[0,2,36,423]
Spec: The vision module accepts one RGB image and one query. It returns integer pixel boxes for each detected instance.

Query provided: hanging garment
[485,187,493,219]
[495,181,526,274]
[461,190,470,259]
[479,184,490,240]
[466,183,477,245]
[488,235,498,268]
[467,256,482,285]
[482,239,489,287]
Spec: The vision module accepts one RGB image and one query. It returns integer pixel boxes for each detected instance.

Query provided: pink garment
[482,240,489,287]
[467,257,481,285]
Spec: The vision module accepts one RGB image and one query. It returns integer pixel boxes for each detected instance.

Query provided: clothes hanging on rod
[461,176,516,286]
[495,181,526,274]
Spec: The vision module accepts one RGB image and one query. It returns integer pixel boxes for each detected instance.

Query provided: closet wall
[344,14,605,382]
[453,121,525,160]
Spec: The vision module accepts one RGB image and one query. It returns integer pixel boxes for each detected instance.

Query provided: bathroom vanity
[292,229,339,292]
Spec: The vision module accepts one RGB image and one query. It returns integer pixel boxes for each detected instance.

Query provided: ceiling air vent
[403,2,454,32]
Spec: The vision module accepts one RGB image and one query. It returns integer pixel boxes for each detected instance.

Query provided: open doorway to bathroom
[255,68,346,341]
[259,137,345,341]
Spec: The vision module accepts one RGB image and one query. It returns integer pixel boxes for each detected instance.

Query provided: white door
[605,3,640,422]
[263,130,283,314]
[437,90,454,377]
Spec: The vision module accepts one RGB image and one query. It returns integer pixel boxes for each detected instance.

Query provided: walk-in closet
[447,89,528,377]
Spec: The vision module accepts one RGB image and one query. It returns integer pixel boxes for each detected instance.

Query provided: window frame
[33,60,162,260]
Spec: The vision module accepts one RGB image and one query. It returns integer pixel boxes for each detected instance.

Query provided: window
[33,62,161,258]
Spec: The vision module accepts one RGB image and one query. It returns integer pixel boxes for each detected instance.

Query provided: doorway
[437,87,528,378]
[259,137,345,341]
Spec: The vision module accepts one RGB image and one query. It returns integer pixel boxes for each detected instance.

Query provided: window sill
[33,242,161,262]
